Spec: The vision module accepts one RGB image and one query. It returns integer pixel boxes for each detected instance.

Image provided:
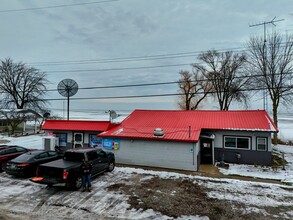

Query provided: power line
[28,45,293,74]
[44,71,293,92]
[42,59,293,74]
[57,81,179,91]
[29,47,246,66]
[35,85,293,102]
[45,63,192,73]
[0,0,119,13]
[26,41,293,67]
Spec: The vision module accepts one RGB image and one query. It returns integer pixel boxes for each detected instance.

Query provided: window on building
[224,136,250,149]
[54,133,67,147]
[257,137,267,151]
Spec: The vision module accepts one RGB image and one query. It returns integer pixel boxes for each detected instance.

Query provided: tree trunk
[272,103,278,144]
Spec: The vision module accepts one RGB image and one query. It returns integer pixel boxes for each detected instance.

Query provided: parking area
[0,166,293,220]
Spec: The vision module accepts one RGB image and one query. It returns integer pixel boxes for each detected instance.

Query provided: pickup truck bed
[41,159,80,169]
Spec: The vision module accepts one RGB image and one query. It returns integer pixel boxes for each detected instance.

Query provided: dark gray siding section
[214,148,272,165]
[212,130,272,166]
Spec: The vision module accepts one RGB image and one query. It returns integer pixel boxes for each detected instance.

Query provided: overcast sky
[1,0,293,116]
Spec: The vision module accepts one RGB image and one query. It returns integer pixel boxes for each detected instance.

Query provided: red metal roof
[98,110,278,142]
[42,120,114,132]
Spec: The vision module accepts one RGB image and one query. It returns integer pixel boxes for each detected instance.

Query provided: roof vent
[153,128,164,138]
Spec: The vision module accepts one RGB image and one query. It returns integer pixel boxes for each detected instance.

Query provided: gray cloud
[1,0,292,112]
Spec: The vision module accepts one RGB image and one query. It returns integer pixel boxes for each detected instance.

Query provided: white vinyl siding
[103,139,198,171]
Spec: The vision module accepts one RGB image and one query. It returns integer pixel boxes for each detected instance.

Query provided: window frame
[89,134,102,148]
[54,133,68,147]
[256,137,268,151]
[223,135,251,150]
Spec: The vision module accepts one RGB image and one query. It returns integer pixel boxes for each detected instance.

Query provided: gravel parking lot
[0,167,293,220]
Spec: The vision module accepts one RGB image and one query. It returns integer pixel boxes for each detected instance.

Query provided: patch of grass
[272,149,287,169]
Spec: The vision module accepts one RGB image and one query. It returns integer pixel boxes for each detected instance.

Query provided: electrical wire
[29,47,246,66]
[43,71,293,92]
[44,63,191,73]
[26,42,293,67]
[0,0,119,13]
[34,85,293,102]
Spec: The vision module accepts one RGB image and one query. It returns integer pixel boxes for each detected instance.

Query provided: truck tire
[1,163,7,172]
[68,176,82,190]
[107,161,115,172]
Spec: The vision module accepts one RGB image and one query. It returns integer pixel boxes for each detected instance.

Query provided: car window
[40,152,49,159]
[13,153,34,162]
[16,147,26,152]
[97,150,107,158]
[0,150,6,155]
[87,151,98,160]
[48,151,57,157]
[63,152,84,162]
[6,148,17,154]
[35,153,48,160]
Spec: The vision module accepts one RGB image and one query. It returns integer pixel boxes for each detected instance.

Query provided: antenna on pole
[249,17,284,111]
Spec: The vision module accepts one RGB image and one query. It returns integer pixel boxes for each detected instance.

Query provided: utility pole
[249,17,284,111]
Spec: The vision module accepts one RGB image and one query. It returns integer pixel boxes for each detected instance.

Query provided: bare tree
[247,32,293,143]
[177,70,211,110]
[193,50,250,110]
[0,58,49,111]
[0,110,26,134]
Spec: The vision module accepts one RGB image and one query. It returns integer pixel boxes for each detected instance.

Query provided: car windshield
[12,153,35,162]
[63,152,84,162]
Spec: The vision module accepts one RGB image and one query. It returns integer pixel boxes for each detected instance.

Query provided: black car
[3,150,62,177]
[0,146,30,171]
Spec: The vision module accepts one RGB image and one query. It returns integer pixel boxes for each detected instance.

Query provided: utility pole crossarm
[249,17,285,28]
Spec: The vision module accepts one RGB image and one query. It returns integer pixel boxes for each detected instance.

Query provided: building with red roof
[98,110,278,171]
[42,120,115,150]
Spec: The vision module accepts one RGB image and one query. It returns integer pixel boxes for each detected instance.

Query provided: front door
[200,138,213,164]
[73,132,83,148]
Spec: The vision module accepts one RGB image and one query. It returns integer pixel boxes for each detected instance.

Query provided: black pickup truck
[30,148,115,189]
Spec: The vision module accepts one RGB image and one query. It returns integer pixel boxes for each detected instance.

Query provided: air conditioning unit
[43,137,59,151]
[153,128,164,138]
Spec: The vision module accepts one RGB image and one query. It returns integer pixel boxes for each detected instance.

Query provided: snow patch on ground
[219,145,293,183]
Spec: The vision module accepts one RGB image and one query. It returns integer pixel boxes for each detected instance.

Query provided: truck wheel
[1,163,7,171]
[107,161,115,172]
[68,176,82,190]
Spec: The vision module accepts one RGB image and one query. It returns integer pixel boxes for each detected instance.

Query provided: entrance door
[73,132,83,148]
[200,138,213,164]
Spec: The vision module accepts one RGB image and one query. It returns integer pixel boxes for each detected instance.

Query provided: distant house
[0,109,42,134]
[98,110,278,171]
[41,120,115,150]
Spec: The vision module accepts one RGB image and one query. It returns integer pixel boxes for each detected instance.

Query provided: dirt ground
[107,174,292,220]
[0,169,292,220]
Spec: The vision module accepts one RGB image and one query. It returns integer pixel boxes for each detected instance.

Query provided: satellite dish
[43,112,51,118]
[110,110,118,120]
[57,79,78,120]
[106,110,118,122]
[57,79,78,97]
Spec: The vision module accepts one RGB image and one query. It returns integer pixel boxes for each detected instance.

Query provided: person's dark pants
[82,175,91,189]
